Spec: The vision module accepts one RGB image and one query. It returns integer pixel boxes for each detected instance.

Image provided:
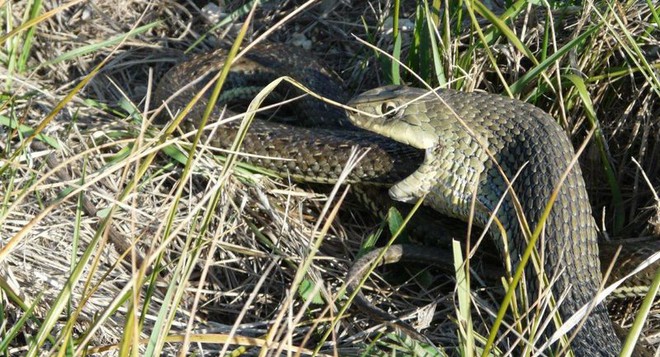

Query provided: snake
[153,42,657,356]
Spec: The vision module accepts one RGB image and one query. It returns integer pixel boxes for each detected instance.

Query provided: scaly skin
[152,43,424,185]
[154,44,657,356]
[347,85,621,356]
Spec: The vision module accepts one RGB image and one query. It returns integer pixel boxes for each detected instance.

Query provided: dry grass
[0,0,658,355]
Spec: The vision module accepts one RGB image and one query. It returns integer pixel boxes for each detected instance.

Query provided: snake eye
[379,101,399,118]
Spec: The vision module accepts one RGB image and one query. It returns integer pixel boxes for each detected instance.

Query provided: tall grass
[0,0,657,355]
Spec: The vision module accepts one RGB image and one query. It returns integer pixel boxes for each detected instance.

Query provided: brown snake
[152,42,658,356]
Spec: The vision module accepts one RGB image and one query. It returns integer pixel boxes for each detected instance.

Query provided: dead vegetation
[0,0,658,355]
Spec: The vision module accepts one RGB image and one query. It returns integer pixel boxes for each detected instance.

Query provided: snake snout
[347,92,438,149]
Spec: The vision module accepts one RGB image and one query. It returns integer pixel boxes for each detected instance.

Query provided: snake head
[347,85,438,150]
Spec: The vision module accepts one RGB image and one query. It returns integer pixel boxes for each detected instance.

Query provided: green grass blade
[510,26,598,96]
[621,260,660,356]
[453,240,474,356]
[562,74,624,233]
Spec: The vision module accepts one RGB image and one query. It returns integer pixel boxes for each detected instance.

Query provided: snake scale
[153,42,656,356]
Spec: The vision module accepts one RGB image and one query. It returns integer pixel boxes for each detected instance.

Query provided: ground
[0,0,658,355]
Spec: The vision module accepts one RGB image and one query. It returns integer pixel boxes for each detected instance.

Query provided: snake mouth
[347,117,439,150]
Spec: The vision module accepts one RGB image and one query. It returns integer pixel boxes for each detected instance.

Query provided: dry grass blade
[0,0,657,355]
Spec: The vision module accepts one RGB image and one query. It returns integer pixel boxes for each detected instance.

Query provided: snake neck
[417,117,620,355]
[482,133,620,356]
[442,111,620,355]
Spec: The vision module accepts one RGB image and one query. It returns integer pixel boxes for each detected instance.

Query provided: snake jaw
[369,121,438,149]
[388,146,439,202]
[345,114,437,149]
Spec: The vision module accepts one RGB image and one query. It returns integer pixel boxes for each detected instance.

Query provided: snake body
[153,44,424,185]
[152,43,654,356]
[347,86,620,355]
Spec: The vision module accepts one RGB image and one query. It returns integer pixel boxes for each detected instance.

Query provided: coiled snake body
[154,43,651,356]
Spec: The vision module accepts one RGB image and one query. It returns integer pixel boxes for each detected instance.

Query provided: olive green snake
[153,43,658,356]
